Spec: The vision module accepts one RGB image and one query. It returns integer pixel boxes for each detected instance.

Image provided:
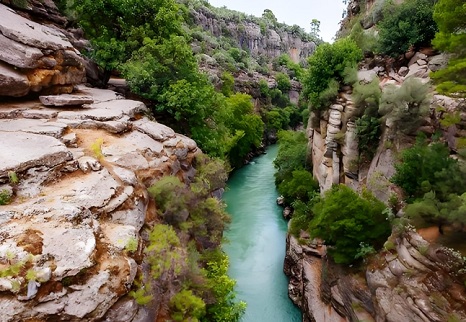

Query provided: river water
[223,145,302,322]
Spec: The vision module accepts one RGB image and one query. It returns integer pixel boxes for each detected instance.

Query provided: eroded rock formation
[0,2,86,97]
[285,229,466,322]
[0,85,199,321]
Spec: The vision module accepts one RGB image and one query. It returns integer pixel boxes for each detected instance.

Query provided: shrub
[377,0,438,57]
[145,224,182,279]
[275,72,291,92]
[201,250,246,321]
[303,38,362,110]
[274,130,308,186]
[391,136,466,201]
[220,72,235,97]
[309,185,391,264]
[379,77,431,135]
[356,115,381,159]
[170,290,206,321]
[431,0,466,96]
[277,169,319,204]
[0,189,11,205]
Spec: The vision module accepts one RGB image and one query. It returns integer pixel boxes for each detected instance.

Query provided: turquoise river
[223,145,302,322]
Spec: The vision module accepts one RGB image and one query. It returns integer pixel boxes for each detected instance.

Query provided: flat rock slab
[0,119,68,138]
[91,99,148,118]
[0,131,71,177]
[0,32,44,69]
[133,117,176,141]
[39,94,94,106]
[75,85,122,103]
[0,4,73,51]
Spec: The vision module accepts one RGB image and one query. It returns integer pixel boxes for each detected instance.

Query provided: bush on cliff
[303,38,362,110]
[376,0,438,57]
[309,185,390,264]
[274,130,309,187]
[431,0,466,96]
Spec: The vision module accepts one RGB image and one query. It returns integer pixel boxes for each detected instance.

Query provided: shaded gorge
[223,145,301,322]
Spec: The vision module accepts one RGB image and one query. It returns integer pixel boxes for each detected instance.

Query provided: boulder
[0,3,85,96]
[0,61,30,96]
[428,53,449,72]
[0,131,71,178]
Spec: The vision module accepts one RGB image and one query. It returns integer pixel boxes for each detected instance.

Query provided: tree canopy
[431,0,466,96]
[303,38,362,110]
[309,185,390,264]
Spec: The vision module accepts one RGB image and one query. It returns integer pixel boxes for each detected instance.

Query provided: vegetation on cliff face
[431,0,466,96]
[391,135,466,229]
[139,155,246,321]
[376,0,438,57]
[302,38,362,110]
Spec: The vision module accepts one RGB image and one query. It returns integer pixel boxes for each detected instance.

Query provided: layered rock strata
[285,230,466,322]
[0,3,85,96]
[0,86,199,321]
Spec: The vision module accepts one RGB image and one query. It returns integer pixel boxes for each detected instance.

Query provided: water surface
[223,145,302,322]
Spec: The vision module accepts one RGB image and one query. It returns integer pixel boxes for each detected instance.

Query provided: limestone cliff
[190,6,316,63]
[0,3,203,321]
[285,228,466,322]
[0,2,87,97]
[286,41,466,322]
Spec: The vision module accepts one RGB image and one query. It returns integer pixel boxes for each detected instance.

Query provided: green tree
[309,185,391,264]
[275,72,292,92]
[377,0,438,57]
[71,0,184,84]
[170,290,206,321]
[379,77,431,135]
[431,0,466,96]
[262,9,278,26]
[391,137,466,201]
[202,250,246,322]
[310,19,321,37]
[278,169,319,204]
[223,94,264,168]
[303,38,362,110]
[220,72,235,97]
[274,130,309,186]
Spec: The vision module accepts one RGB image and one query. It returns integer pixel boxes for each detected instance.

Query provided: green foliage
[405,191,466,227]
[348,19,378,53]
[356,115,381,159]
[149,156,230,244]
[201,250,246,322]
[274,54,304,80]
[277,170,319,204]
[0,189,11,205]
[220,72,235,97]
[309,185,391,264]
[170,290,206,321]
[8,171,18,184]
[379,77,431,135]
[377,0,438,57]
[303,38,362,110]
[222,94,265,168]
[391,136,466,201]
[275,72,291,92]
[90,138,103,160]
[431,0,466,96]
[129,277,153,305]
[125,237,138,253]
[274,131,308,186]
[146,224,182,279]
[289,196,319,236]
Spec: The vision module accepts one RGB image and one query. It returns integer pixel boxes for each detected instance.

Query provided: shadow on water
[223,145,302,322]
